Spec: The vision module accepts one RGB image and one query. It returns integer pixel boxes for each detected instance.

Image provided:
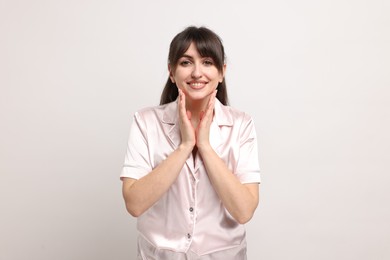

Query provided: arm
[122,90,196,217]
[196,91,260,224]
[198,146,259,224]
[122,143,192,217]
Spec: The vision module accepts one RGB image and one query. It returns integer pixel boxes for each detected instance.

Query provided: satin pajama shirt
[120,99,261,259]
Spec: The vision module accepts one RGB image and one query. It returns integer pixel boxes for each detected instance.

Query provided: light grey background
[1,0,389,259]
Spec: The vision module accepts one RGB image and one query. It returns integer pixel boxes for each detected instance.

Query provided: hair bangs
[192,35,224,72]
[169,27,225,72]
[161,26,229,105]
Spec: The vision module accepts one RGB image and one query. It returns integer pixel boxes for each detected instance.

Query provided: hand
[178,89,196,150]
[195,90,217,150]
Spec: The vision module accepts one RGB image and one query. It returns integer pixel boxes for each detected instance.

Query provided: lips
[188,81,207,89]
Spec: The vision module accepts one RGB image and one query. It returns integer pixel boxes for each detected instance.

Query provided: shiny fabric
[137,235,247,260]
[121,99,261,259]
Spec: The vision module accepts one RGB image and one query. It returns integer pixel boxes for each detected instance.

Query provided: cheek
[209,71,222,82]
[174,79,188,89]
[173,69,188,81]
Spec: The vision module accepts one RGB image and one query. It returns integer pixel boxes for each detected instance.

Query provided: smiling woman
[160,26,229,106]
[169,42,225,113]
[120,26,261,260]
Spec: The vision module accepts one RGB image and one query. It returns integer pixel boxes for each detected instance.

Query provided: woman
[121,26,261,259]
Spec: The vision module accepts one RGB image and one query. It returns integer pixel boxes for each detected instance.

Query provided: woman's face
[170,42,225,103]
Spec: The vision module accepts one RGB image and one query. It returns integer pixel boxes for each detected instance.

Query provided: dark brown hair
[160,26,229,105]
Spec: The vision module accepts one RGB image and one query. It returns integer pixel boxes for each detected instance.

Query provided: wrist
[178,142,194,154]
[197,143,213,154]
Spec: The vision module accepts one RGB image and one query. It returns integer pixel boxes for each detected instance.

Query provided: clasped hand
[178,89,217,151]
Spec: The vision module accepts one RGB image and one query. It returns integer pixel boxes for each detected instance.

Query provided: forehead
[182,43,200,56]
[181,42,210,58]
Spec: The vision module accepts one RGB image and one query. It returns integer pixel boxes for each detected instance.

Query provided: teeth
[190,82,204,87]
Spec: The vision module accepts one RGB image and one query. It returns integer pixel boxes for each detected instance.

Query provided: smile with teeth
[188,82,207,88]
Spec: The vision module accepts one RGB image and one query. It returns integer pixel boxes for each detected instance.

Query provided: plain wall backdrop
[1,0,389,259]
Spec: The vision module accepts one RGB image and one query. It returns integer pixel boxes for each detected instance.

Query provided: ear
[219,64,227,83]
[168,64,175,83]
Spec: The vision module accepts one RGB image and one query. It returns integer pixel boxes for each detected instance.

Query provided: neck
[185,98,208,119]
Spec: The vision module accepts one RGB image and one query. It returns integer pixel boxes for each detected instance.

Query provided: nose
[191,63,202,78]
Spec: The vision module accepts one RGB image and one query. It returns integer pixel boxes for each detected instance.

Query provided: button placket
[185,169,198,245]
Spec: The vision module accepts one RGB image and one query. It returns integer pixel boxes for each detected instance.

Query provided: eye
[179,60,192,66]
[203,59,214,66]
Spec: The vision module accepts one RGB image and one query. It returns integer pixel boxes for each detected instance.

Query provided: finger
[208,89,217,107]
[179,90,192,126]
[199,111,205,121]
[179,90,187,118]
[212,89,217,103]
[186,110,192,121]
[204,91,216,119]
[199,109,212,129]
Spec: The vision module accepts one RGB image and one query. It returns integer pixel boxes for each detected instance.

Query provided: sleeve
[235,115,261,184]
[120,112,153,180]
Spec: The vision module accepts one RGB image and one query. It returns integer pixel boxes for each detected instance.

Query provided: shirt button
[187,233,191,239]
[189,207,194,212]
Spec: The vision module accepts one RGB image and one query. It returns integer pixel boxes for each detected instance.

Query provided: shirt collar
[162,98,233,126]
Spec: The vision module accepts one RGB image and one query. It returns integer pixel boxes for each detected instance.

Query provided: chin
[185,92,210,101]
[186,87,214,96]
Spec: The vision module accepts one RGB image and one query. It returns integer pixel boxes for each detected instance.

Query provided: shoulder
[215,100,253,126]
[133,101,176,124]
[225,105,252,121]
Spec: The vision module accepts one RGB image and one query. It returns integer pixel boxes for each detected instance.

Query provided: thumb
[199,111,205,121]
[186,110,192,120]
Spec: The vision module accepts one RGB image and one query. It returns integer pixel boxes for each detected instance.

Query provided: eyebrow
[180,54,194,59]
[180,54,212,60]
